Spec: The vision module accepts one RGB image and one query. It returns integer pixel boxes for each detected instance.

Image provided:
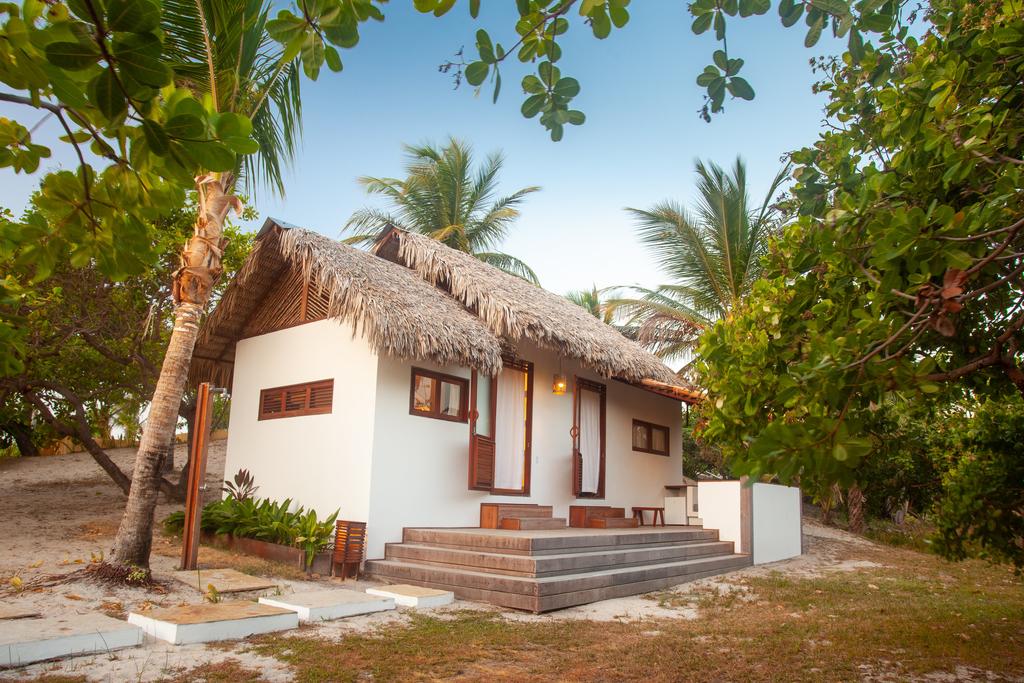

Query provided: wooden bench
[479,503,553,529]
[631,506,666,527]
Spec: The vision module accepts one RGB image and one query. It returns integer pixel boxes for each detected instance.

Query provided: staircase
[365,525,751,612]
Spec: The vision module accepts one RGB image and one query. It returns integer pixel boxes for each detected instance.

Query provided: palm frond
[474,252,540,285]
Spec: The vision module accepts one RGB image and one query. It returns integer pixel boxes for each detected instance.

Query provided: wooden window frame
[409,367,470,423]
[572,378,607,499]
[467,356,534,495]
[632,419,671,456]
[258,379,334,420]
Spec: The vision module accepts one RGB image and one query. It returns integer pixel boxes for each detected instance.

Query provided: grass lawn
[230,538,1022,682]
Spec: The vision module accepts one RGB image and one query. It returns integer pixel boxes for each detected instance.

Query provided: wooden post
[180,382,215,570]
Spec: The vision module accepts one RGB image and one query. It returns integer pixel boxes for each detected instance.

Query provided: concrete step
[0,613,142,667]
[384,540,737,577]
[402,527,719,555]
[587,517,639,529]
[499,517,567,531]
[366,553,752,612]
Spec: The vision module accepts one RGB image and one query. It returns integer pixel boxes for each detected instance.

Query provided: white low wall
[697,480,802,564]
[752,483,802,564]
[696,480,745,552]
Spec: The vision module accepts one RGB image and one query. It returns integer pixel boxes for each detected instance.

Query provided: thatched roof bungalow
[194,218,705,586]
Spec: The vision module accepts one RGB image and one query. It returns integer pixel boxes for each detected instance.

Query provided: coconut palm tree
[344,138,541,283]
[566,286,615,325]
[112,0,304,570]
[611,157,790,363]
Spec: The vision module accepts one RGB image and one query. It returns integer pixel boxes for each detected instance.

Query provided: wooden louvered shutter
[308,380,334,411]
[258,379,333,420]
[468,370,496,491]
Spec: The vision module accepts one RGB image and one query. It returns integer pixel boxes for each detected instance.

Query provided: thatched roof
[192,221,504,386]
[193,220,700,403]
[374,227,689,389]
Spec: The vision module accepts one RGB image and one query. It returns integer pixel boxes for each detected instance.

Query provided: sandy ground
[0,446,881,681]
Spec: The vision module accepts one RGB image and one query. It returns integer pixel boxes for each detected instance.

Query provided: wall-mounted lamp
[552,373,567,395]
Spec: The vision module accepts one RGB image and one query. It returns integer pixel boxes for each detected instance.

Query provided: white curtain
[579,388,602,494]
[494,368,526,491]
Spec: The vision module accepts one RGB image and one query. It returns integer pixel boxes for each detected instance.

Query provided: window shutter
[468,370,495,490]
[308,381,334,410]
[258,379,333,420]
[261,390,283,417]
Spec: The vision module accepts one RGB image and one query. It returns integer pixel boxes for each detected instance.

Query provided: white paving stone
[127,601,297,645]
[365,584,454,609]
[0,612,142,668]
[259,589,395,622]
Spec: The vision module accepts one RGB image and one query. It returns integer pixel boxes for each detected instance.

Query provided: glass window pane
[413,375,435,412]
[475,375,491,435]
[632,423,649,450]
[651,426,668,453]
[440,380,462,417]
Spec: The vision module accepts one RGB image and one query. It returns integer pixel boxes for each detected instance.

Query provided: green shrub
[162,495,339,568]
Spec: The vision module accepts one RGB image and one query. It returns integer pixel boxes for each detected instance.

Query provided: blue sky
[1,2,839,295]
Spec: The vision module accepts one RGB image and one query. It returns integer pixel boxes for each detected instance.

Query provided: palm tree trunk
[111,173,234,569]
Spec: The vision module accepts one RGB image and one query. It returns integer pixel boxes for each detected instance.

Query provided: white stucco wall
[364,342,685,559]
[697,480,803,563]
[751,483,802,564]
[222,319,379,524]
[696,480,744,553]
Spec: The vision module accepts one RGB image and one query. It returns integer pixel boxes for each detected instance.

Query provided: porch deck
[365,525,751,613]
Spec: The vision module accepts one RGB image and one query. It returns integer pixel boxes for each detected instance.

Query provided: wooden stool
[631,506,666,527]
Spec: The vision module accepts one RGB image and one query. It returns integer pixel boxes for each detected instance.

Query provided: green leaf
[809,0,849,16]
[476,29,495,63]
[727,76,755,100]
[552,77,580,99]
[324,45,343,72]
[522,75,545,94]
[45,41,100,70]
[224,136,259,155]
[521,93,546,118]
[465,61,489,86]
[591,9,612,38]
[113,33,171,87]
[714,11,726,39]
[181,141,236,172]
[713,50,729,70]
[106,0,160,32]
[609,4,629,27]
[691,12,714,34]
[213,112,252,139]
[164,114,206,140]
[140,119,169,155]
[301,34,325,80]
[470,0,481,18]
[805,16,824,47]
[88,69,126,120]
[565,110,586,125]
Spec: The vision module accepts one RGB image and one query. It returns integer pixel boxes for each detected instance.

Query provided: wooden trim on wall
[409,367,470,423]
[631,418,671,456]
[740,476,753,556]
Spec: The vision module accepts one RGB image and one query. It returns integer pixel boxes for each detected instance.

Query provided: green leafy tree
[698,0,1023,562]
[610,158,789,362]
[344,138,541,283]
[0,203,253,496]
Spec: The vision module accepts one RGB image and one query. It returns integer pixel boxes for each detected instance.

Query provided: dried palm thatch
[192,221,504,386]
[374,227,690,389]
